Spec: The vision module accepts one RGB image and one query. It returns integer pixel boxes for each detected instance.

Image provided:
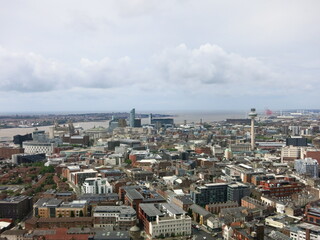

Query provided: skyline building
[129,108,135,127]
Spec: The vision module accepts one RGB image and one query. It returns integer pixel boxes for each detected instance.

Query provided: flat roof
[139,203,164,217]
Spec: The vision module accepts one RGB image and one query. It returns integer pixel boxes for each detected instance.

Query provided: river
[0,111,246,139]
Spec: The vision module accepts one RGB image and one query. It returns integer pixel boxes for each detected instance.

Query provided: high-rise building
[129,108,135,127]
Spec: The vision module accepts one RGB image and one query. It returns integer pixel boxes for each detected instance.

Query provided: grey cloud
[154,44,276,86]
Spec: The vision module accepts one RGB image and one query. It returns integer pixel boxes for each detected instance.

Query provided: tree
[70,211,75,217]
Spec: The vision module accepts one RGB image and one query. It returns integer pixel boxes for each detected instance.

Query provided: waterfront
[0,111,246,139]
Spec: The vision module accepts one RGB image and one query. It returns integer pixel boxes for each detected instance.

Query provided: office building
[33,198,88,218]
[12,153,46,164]
[294,158,318,178]
[138,203,191,238]
[227,183,251,204]
[191,183,228,206]
[0,195,33,220]
[93,206,137,230]
[286,137,308,147]
[129,108,135,127]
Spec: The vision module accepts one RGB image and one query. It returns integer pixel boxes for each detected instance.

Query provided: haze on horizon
[0,0,319,112]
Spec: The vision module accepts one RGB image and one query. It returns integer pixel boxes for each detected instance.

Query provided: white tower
[248,108,257,151]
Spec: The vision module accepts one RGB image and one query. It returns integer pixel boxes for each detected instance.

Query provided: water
[0,111,246,139]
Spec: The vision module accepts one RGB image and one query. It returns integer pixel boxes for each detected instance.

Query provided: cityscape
[0,1,320,240]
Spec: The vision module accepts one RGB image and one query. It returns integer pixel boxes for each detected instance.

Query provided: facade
[0,147,24,159]
[129,108,135,127]
[70,169,98,186]
[294,158,318,178]
[34,198,88,218]
[227,183,250,204]
[93,206,136,230]
[259,178,304,198]
[139,203,191,239]
[0,195,33,220]
[281,146,303,162]
[191,183,228,206]
[290,222,320,240]
[12,153,46,164]
[81,177,113,194]
[191,182,249,206]
[23,141,56,155]
[205,201,238,214]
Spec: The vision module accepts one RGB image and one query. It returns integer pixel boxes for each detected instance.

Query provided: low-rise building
[93,206,137,230]
[139,202,191,239]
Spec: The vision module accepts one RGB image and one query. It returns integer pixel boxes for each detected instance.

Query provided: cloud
[154,43,277,87]
[0,44,310,96]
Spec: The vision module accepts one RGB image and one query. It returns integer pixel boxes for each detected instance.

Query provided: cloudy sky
[0,0,319,113]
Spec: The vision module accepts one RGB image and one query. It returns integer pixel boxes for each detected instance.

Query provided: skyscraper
[129,108,135,127]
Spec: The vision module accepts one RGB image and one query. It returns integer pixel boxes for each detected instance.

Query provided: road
[67,181,81,195]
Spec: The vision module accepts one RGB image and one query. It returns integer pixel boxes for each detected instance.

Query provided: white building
[23,141,56,155]
[290,222,320,240]
[139,203,191,239]
[294,158,319,178]
[93,206,136,230]
[81,177,112,194]
[281,146,303,162]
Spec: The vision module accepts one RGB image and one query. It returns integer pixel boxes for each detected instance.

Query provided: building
[0,195,33,220]
[12,153,46,164]
[191,183,228,206]
[294,158,318,178]
[81,177,113,194]
[290,222,320,240]
[286,137,308,147]
[23,141,56,155]
[138,203,191,239]
[70,169,98,186]
[0,147,24,159]
[281,146,303,162]
[93,206,136,230]
[205,201,238,214]
[191,182,250,206]
[13,133,32,147]
[129,108,135,127]
[33,198,88,218]
[259,177,304,198]
[227,183,250,204]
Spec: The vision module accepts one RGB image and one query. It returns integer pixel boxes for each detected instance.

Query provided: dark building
[151,118,174,126]
[12,153,46,165]
[226,119,252,125]
[62,135,90,146]
[191,182,250,206]
[0,195,33,220]
[107,141,121,151]
[191,183,228,206]
[13,133,32,147]
[134,119,141,128]
[286,137,308,147]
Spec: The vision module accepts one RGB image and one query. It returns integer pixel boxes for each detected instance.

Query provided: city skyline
[0,0,319,112]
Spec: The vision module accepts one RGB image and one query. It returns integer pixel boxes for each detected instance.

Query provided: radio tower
[248,108,257,151]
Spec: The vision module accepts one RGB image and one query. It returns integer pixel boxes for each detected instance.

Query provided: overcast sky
[0,0,319,113]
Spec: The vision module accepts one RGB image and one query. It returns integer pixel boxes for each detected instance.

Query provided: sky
[0,0,319,113]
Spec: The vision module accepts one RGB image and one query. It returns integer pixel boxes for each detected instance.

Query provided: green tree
[70,211,75,217]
